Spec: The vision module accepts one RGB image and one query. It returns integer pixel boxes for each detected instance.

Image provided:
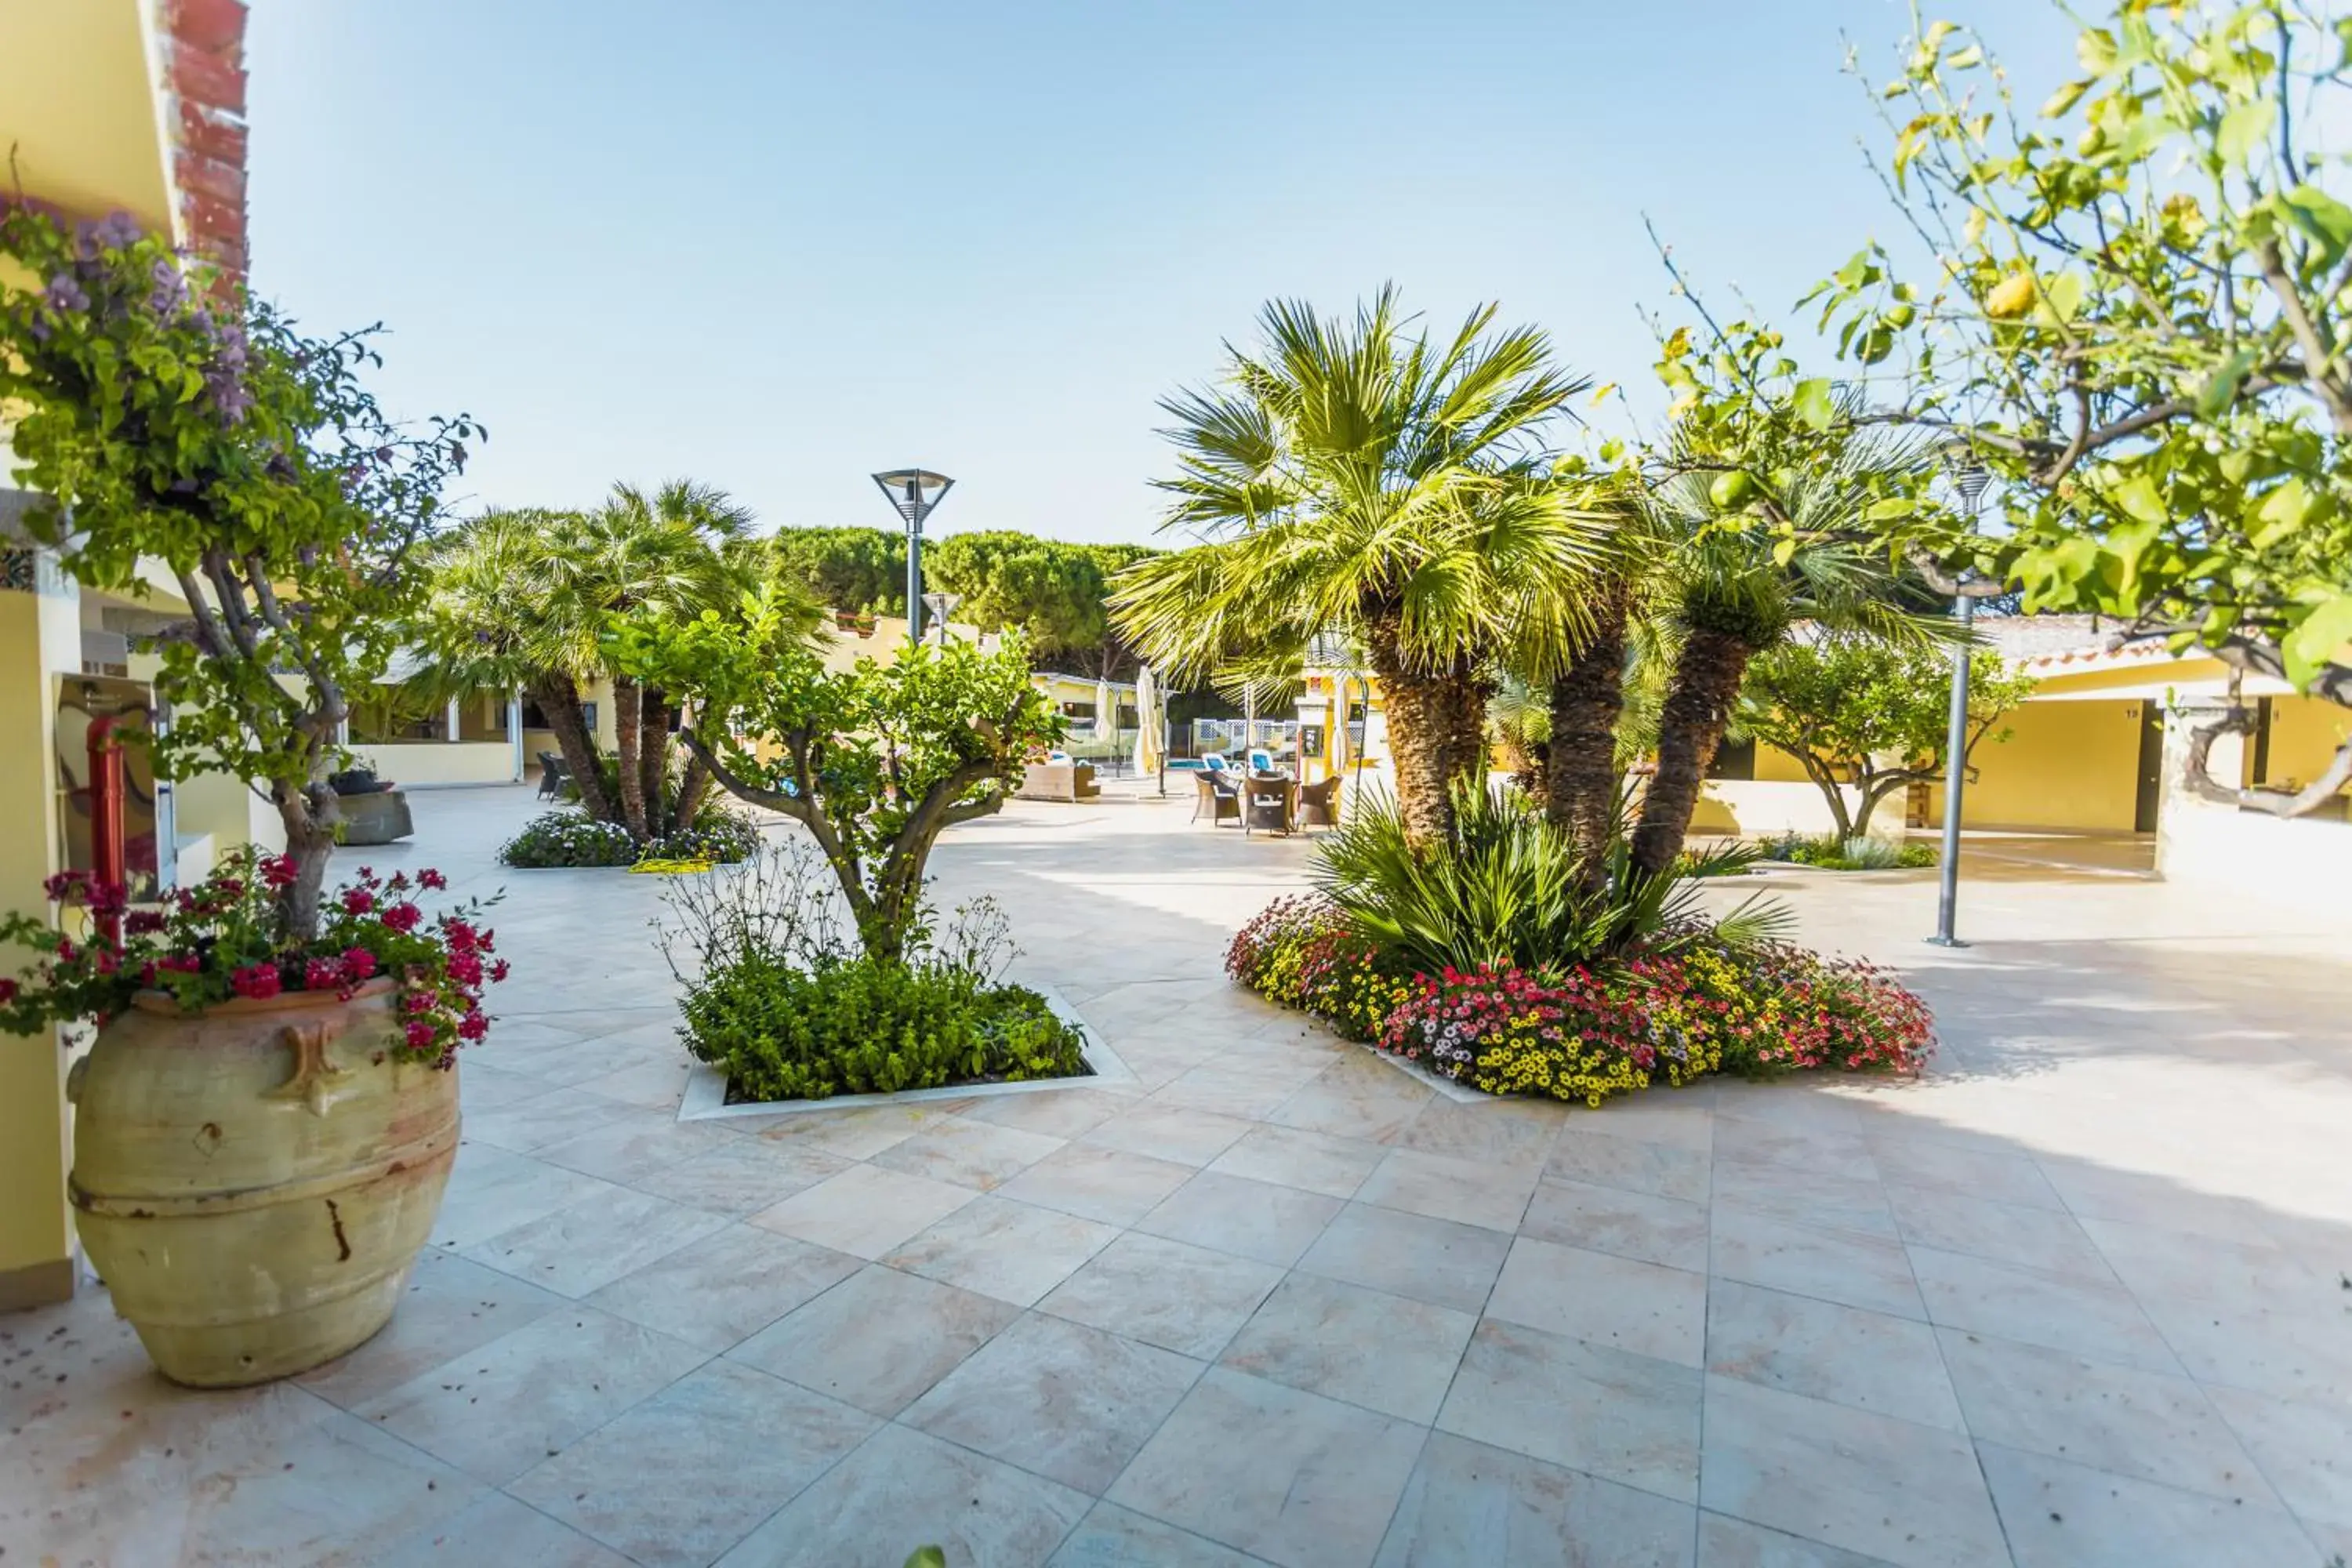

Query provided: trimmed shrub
[1755,832,1937,870]
[499,805,762,869]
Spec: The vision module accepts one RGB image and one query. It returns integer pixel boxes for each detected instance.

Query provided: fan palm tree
[1110,288,1615,849]
[1625,428,1954,876]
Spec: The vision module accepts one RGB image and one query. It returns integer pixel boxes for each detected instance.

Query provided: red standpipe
[85,714,128,946]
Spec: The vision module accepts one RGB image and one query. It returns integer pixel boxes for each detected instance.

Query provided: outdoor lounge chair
[1245,771,1295,834]
[1018,760,1100,802]
[1192,771,1240,826]
[1297,775,1341,829]
[535,751,571,800]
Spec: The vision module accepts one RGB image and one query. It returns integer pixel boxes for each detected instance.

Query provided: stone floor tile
[1296,1202,1515,1314]
[456,1058,550,1112]
[1704,1279,1963,1432]
[1865,1135,2067,1211]
[1711,1116,1877,1181]
[572,1054,695,1111]
[461,1185,731,1298]
[905,1312,1204,1494]
[728,1262,1019,1417]
[1694,1512,1904,1567]
[1907,1246,2183,1374]
[627,1134,854,1217]
[869,1115,1067,1191]
[1037,1230,1287,1360]
[1080,1101,1257,1165]
[1356,1147,1543,1234]
[960,1086,1135,1139]
[508,1359,877,1568]
[1374,1431,1698,1567]
[1977,1441,2321,1568]
[1388,1096,1568,1167]
[376,1490,639,1567]
[1486,1236,1707,1367]
[1219,1272,1476,1424]
[1151,1060,1313,1120]
[2137,1290,2352,1405]
[1711,1158,1898,1240]
[1565,1083,1718,1152]
[1697,1374,2006,1568]
[745,1162,977,1260]
[1207,1122,1388,1199]
[1544,1130,1713,1205]
[2205,1383,2352,1529]
[998,1142,1198,1225]
[1882,1184,2118,1283]
[584,1222,862,1352]
[1135,1170,1343,1267]
[1709,1206,1927,1320]
[1108,1367,1428,1568]
[357,1306,708,1485]
[1436,1318,1703,1502]
[715,1422,1091,1568]
[429,1142,630,1252]
[2077,1212,2338,1315]
[1050,1501,1271,1566]
[1265,1059,1435,1143]
[2035,1162,2278,1245]
[1523,1177,1711,1271]
[1938,1328,2274,1504]
[757,1101,960,1160]
[529,1114,745,1187]
[463,1084,641,1153]
[298,1249,569,1409]
[886,1193,1122,1306]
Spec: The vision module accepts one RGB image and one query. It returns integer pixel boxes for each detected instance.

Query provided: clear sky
[246,1,2075,547]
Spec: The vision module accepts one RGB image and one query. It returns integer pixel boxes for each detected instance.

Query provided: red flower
[0,978,16,1003]
[445,920,477,954]
[88,881,129,917]
[340,887,375,916]
[488,960,510,984]
[403,989,437,1015]
[403,1020,436,1051]
[341,946,378,980]
[260,855,299,889]
[125,909,166,935]
[381,902,422,935]
[55,938,77,964]
[303,957,343,990]
[445,951,483,987]
[456,1009,488,1041]
[230,964,281,1000]
[417,868,448,891]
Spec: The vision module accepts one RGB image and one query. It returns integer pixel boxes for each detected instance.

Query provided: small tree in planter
[0,204,477,935]
[0,207,488,1387]
[609,584,1062,961]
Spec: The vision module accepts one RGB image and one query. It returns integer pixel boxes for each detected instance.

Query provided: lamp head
[871,469,954,528]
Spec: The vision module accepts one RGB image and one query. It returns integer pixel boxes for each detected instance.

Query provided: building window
[1708,736,1757,781]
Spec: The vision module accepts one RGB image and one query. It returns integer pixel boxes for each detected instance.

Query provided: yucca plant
[1314,775,1786,978]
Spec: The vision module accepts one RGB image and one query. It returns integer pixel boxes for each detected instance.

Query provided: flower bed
[499,807,761,869]
[1228,895,1931,1107]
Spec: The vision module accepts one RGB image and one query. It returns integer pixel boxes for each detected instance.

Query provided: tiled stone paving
[4,783,2348,1566]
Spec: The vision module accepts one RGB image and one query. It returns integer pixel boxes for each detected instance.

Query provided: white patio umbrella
[1132,664,1166,781]
[1094,677,1115,746]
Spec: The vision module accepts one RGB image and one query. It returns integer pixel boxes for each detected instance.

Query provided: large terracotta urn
[65,980,459,1388]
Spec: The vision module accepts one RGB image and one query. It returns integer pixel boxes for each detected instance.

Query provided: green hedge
[499,807,762,868]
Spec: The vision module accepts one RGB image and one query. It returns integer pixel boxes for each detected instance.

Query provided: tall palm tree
[1625,432,1951,876]
[1110,288,1613,849]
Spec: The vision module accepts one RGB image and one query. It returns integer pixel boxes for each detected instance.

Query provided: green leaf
[2194,347,2261,418]
[2039,270,2085,324]
[1863,498,1915,523]
[2107,474,2167,526]
[2283,595,2352,689]
[2076,28,2117,72]
[2040,79,2091,119]
[1945,44,1984,69]
[2249,477,2311,549]
[1792,378,1836,432]
[2215,100,2273,168]
[2280,184,2352,271]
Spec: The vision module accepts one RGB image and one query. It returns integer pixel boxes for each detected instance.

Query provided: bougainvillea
[0,850,506,1068]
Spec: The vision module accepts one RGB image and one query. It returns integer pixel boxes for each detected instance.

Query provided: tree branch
[2180,707,2352,817]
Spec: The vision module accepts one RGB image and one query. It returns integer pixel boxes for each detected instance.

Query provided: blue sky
[247,1,2074,546]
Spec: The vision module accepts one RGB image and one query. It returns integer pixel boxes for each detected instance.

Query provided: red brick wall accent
[167,0,251,279]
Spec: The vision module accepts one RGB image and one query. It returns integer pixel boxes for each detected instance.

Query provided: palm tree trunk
[639,685,673,834]
[613,674,648,840]
[1364,622,1454,851]
[1630,627,1754,877]
[1435,656,1493,786]
[1545,581,1630,887]
[674,751,712,830]
[532,673,616,823]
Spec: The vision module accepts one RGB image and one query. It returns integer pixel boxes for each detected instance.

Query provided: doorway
[2132,702,2165,833]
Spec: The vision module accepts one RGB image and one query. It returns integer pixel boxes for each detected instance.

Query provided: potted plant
[0,204,484,1384]
[0,855,505,1385]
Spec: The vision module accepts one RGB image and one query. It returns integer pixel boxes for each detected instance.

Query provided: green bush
[499,805,762,868]
[1753,832,1936,870]
[682,955,1086,1101]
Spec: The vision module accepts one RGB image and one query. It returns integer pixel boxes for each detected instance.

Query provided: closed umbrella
[1094,677,1114,747]
[1132,664,1165,780]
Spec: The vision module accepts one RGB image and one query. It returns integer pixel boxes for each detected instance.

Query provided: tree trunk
[274,782,340,942]
[1544,582,1631,887]
[674,750,711,832]
[613,674,648,840]
[532,673,615,823]
[639,686,673,834]
[1365,626,1454,851]
[1630,627,1755,877]
[1796,753,1857,841]
[1434,657,1493,788]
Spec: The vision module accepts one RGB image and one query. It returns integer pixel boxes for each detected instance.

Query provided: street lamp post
[870,469,954,642]
[1928,450,1993,948]
[921,591,964,644]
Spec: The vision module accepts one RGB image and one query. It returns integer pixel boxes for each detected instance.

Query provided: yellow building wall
[2259,695,2350,794]
[350,741,517,786]
[0,588,74,1305]
[1928,697,2146,833]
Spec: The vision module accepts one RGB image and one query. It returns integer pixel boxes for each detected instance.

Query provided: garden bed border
[673,985,1133,1123]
